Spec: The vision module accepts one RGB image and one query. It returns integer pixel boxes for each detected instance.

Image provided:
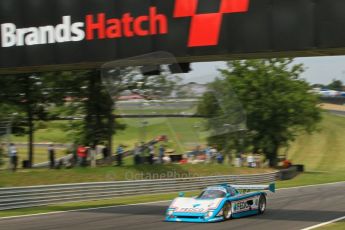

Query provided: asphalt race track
[1,182,344,230]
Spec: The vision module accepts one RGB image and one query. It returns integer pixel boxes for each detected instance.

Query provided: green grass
[10,117,206,154]
[316,221,345,230]
[112,117,206,153]
[276,171,345,188]
[277,112,345,186]
[280,112,345,188]
[0,164,272,188]
[287,113,345,172]
[11,121,73,143]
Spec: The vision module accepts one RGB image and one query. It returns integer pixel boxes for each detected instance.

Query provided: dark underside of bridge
[2,48,345,75]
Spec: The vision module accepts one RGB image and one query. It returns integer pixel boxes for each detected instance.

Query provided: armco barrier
[277,165,304,180]
[0,172,277,211]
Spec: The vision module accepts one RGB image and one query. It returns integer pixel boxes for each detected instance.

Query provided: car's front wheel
[258,195,266,214]
[222,202,232,220]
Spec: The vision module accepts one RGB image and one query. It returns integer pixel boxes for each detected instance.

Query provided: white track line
[0,181,344,220]
[301,215,345,230]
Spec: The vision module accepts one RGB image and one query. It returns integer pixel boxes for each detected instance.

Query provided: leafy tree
[327,79,343,91]
[198,59,322,166]
[0,67,184,164]
[0,143,5,167]
[44,70,125,154]
[0,74,51,166]
[311,83,325,89]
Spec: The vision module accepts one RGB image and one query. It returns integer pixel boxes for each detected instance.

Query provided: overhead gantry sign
[1,0,345,73]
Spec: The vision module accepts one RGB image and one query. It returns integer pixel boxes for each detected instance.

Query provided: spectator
[147,144,155,165]
[77,145,87,167]
[48,144,55,169]
[210,147,217,163]
[116,144,124,166]
[8,143,18,172]
[65,153,74,169]
[216,151,224,164]
[0,143,5,167]
[158,145,165,164]
[102,145,109,160]
[89,144,96,168]
[240,152,245,167]
[67,143,78,166]
[247,154,255,168]
[205,146,212,163]
[133,143,141,165]
[188,145,201,159]
[148,144,155,165]
[55,158,64,169]
[283,159,292,168]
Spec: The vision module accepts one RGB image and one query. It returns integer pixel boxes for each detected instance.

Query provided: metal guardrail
[0,172,277,211]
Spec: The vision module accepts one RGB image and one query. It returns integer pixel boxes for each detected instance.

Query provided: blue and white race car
[165,183,275,223]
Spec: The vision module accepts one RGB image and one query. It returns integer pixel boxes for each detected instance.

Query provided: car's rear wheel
[222,202,232,220]
[258,195,266,214]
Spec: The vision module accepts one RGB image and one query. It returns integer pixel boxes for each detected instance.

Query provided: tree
[0,74,51,167]
[0,143,5,167]
[0,67,183,165]
[327,79,343,91]
[45,70,125,155]
[198,59,322,166]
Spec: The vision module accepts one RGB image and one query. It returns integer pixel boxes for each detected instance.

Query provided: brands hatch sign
[1,0,345,73]
[1,7,169,48]
[1,0,249,48]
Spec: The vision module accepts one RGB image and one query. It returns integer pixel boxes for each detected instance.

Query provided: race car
[165,183,275,223]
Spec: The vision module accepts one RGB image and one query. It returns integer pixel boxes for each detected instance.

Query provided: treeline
[0,67,181,167]
[198,59,322,166]
[0,70,118,166]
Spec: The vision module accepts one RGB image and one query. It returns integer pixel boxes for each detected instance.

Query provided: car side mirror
[178,192,185,197]
[247,200,253,205]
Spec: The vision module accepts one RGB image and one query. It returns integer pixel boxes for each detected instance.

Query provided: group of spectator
[240,153,267,168]
[2,141,270,171]
[187,145,224,164]
[132,142,166,166]
[46,143,101,169]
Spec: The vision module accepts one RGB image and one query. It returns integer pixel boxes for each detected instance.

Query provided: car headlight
[167,210,174,216]
[205,211,214,218]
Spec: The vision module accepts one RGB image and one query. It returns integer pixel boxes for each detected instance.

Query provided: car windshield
[197,189,226,199]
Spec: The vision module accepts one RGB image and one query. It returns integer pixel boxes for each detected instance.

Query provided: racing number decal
[233,196,259,213]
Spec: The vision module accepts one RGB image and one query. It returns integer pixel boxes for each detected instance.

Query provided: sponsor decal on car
[233,196,259,213]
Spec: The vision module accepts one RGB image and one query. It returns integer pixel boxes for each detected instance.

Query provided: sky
[186,56,345,85]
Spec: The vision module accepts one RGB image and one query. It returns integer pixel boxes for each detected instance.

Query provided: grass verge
[0,163,273,188]
[276,171,345,189]
[316,221,345,230]
[287,113,345,172]
[0,171,344,218]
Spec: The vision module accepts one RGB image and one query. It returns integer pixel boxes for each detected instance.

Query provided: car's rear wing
[231,183,275,193]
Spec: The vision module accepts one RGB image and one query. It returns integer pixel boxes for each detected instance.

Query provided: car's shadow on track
[81,204,166,216]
